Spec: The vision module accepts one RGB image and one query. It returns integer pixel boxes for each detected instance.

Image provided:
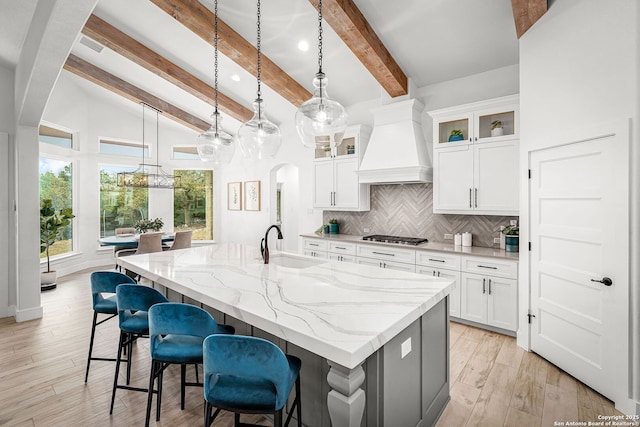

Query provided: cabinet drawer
[328,241,357,255]
[462,256,517,279]
[357,244,416,264]
[357,257,416,273]
[303,238,328,251]
[328,253,356,263]
[416,251,461,270]
[303,250,328,259]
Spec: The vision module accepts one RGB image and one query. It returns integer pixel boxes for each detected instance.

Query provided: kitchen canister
[462,232,472,247]
[454,233,462,246]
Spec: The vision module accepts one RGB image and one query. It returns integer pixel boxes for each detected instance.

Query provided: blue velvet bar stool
[202,335,302,427]
[85,271,137,383]
[109,284,168,415]
[144,303,235,427]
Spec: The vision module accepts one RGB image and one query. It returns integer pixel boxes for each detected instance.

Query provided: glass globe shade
[295,73,348,149]
[238,98,281,160]
[196,112,235,166]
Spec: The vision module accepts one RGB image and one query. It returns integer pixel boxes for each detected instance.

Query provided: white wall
[0,65,14,318]
[519,0,639,412]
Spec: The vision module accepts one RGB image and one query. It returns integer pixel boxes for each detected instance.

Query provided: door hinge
[528,241,532,251]
[527,311,536,324]
[528,169,531,179]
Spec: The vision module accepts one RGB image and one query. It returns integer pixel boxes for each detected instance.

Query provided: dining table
[98,233,175,248]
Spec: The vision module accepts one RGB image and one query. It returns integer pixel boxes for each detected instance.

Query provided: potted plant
[491,120,504,137]
[502,224,519,252]
[346,144,355,155]
[328,218,339,234]
[323,146,332,157]
[40,199,75,290]
[134,217,164,234]
[448,129,464,142]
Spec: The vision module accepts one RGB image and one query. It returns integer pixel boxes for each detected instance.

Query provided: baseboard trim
[15,305,43,322]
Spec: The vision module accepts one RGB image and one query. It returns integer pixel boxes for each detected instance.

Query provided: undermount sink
[268,253,325,269]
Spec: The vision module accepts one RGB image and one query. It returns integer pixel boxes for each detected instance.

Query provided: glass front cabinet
[429,95,519,215]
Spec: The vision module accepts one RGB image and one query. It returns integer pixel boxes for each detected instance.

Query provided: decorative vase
[505,235,519,252]
[491,127,504,137]
[448,134,464,142]
[323,225,330,235]
[329,223,339,234]
[347,148,355,155]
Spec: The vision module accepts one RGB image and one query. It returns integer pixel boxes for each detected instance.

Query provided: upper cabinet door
[432,112,475,147]
[333,157,360,209]
[473,104,519,144]
[474,140,519,214]
[313,161,334,208]
[433,144,474,213]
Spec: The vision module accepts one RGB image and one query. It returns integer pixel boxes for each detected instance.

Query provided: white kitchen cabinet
[303,250,328,259]
[312,125,371,211]
[459,255,518,332]
[356,257,416,273]
[356,244,416,272]
[416,251,462,318]
[432,137,519,215]
[430,95,519,216]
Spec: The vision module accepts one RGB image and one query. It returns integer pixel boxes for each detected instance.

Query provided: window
[172,146,200,160]
[39,157,73,257]
[100,165,149,237]
[39,124,73,148]
[173,170,213,240]
[100,138,149,158]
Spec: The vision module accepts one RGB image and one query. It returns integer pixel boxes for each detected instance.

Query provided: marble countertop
[300,233,520,260]
[118,243,452,369]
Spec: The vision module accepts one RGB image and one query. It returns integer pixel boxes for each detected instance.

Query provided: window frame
[172,167,215,242]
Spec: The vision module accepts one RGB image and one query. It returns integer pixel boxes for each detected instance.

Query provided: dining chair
[109,284,168,415]
[85,271,137,382]
[144,303,234,427]
[167,230,192,251]
[124,233,164,280]
[114,227,137,271]
[203,335,302,427]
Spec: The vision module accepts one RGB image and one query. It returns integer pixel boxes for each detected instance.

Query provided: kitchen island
[118,243,453,427]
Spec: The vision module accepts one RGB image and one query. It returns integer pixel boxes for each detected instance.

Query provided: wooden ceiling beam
[313,0,408,98]
[511,0,547,38]
[82,14,252,123]
[150,0,311,107]
[64,54,210,132]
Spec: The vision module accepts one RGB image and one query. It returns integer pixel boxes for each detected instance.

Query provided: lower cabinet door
[486,276,517,331]
[460,272,488,324]
[328,253,356,263]
[303,250,327,259]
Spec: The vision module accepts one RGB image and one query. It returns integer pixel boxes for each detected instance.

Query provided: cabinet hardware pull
[474,136,478,142]
[475,188,478,208]
[482,278,486,294]
[432,270,436,276]
[488,279,492,295]
[335,246,346,250]
[429,258,445,263]
[469,188,472,208]
[437,271,440,277]
[469,137,472,143]
[372,251,395,257]
[309,243,319,246]
[477,265,497,269]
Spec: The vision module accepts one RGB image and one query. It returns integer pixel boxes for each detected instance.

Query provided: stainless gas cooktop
[362,235,428,246]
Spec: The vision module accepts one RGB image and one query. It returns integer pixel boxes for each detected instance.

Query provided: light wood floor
[0,267,623,427]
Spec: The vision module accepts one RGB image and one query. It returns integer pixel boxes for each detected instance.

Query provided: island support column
[327,361,366,427]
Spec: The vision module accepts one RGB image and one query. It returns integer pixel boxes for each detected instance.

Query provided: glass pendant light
[295,0,348,150]
[238,0,281,160]
[197,0,235,165]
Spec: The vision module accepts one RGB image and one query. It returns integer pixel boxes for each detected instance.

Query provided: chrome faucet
[261,224,283,264]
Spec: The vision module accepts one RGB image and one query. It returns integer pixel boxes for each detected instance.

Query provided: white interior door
[529,132,628,402]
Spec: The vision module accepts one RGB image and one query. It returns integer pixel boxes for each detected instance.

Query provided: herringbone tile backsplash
[323,184,518,248]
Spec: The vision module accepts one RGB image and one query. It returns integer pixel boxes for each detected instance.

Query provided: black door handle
[591,277,613,286]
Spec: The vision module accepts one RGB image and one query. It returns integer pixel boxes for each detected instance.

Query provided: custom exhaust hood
[357,99,432,184]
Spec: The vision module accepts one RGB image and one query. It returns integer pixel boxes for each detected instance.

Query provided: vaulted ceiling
[1,0,525,135]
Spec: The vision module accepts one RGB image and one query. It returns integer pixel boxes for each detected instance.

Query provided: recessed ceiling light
[297,40,309,52]
[231,74,240,82]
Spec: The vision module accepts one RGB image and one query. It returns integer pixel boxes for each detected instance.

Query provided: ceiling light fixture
[297,40,309,52]
[196,0,235,165]
[117,103,182,189]
[295,0,348,149]
[238,0,281,160]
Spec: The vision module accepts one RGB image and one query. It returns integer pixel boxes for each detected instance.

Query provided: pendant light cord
[141,103,146,167]
[317,0,323,74]
[256,0,262,99]
[214,0,219,117]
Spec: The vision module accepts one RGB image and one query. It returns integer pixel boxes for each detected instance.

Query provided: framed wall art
[244,180,261,211]
[227,182,242,210]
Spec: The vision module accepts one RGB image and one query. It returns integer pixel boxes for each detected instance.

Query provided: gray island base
[118,244,452,426]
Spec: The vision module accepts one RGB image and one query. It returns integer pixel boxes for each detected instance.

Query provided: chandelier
[117,103,182,189]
